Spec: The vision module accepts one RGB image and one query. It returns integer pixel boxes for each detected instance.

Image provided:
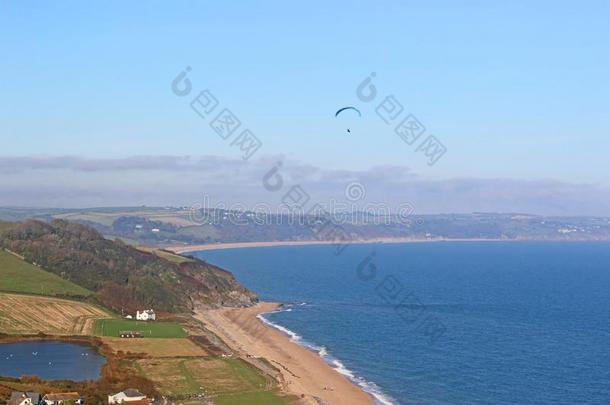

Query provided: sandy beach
[165,237,490,254]
[195,302,375,405]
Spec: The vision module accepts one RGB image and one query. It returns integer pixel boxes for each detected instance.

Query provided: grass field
[103,338,207,357]
[137,357,287,400]
[215,391,295,405]
[93,319,187,338]
[0,221,15,232]
[53,212,118,227]
[135,247,195,264]
[0,250,92,297]
[51,208,197,228]
[0,293,109,335]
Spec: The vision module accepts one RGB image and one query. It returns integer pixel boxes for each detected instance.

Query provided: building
[41,392,83,405]
[120,330,142,338]
[108,389,148,404]
[8,392,40,405]
[136,309,156,321]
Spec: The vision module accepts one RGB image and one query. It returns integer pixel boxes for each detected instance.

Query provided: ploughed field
[0,293,109,335]
[0,219,294,405]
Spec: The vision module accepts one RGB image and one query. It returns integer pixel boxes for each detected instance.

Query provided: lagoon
[0,340,105,381]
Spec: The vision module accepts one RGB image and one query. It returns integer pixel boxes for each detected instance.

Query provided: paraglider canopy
[335,106,362,117]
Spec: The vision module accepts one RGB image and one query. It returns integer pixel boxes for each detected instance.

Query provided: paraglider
[335,106,362,118]
[335,106,362,133]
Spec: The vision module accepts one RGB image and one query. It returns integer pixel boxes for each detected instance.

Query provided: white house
[42,392,83,405]
[108,389,147,404]
[136,309,156,321]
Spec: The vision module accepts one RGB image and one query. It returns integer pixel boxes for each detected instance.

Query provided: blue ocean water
[0,340,105,380]
[195,242,610,404]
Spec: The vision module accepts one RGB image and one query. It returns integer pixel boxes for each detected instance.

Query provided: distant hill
[2,207,610,248]
[0,220,257,313]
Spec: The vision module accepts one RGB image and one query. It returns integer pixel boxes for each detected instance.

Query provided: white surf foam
[258,305,397,405]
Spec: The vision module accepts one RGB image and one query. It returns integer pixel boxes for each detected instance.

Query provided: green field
[93,318,187,338]
[137,356,292,404]
[0,221,15,232]
[135,247,195,264]
[215,391,294,405]
[0,250,92,297]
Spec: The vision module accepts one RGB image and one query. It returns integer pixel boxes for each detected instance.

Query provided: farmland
[135,247,195,264]
[0,293,109,335]
[136,357,289,401]
[0,250,92,297]
[103,338,207,357]
[0,219,290,404]
[215,391,293,405]
[0,220,256,313]
[0,221,15,232]
[93,319,187,338]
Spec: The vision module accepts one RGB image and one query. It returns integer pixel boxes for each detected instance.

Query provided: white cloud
[0,155,609,216]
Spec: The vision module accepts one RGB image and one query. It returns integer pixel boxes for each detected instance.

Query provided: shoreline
[165,237,608,254]
[256,304,395,405]
[195,302,376,405]
[179,238,610,403]
[165,237,515,254]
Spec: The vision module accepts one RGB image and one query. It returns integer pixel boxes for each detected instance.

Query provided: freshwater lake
[0,340,105,381]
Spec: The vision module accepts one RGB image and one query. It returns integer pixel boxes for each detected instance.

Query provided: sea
[194,242,610,404]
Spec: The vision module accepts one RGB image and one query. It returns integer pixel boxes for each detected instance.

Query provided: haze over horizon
[1,155,610,216]
[1,1,608,214]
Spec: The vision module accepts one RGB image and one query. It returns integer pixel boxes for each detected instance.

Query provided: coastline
[195,302,376,405]
[165,237,511,254]
[174,237,538,404]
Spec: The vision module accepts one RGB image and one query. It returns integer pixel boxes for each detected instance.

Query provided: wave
[257,304,397,405]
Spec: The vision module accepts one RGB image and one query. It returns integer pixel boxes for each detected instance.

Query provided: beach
[165,237,505,254]
[195,302,375,405]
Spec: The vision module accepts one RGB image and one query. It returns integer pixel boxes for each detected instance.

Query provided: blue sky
[1,1,609,212]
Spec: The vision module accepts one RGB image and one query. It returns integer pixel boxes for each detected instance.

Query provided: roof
[9,392,40,403]
[11,391,40,400]
[43,392,81,401]
[123,389,145,398]
[119,400,152,405]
